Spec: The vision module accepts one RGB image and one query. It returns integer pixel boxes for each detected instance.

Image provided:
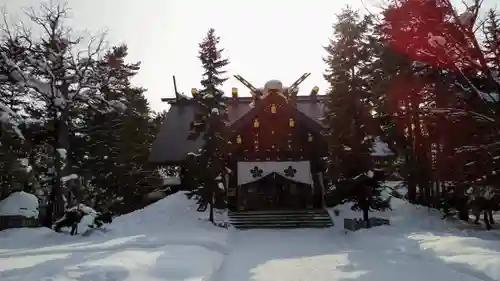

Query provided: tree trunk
[458,206,469,221]
[457,190,470,221]
[363,207,370,227]
[43,104,71,227]
[58,106,71,204]
[209,186,214,223]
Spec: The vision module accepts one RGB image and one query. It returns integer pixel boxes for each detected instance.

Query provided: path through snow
[214,228,494,281]
[215,199,500,281]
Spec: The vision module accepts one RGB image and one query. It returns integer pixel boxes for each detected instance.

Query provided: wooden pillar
[309,163,315,209]
[224,171,229,210]
[317,172,326,209]
[236,184,241,211]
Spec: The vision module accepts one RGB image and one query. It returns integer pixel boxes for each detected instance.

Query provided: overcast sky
[1,0,496,113]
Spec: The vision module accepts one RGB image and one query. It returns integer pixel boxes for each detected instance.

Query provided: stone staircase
[228,209,334,229]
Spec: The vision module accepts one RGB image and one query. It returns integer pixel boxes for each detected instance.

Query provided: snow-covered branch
[425,107,495,123]
[0,100,25,140]
[0,4,127,118]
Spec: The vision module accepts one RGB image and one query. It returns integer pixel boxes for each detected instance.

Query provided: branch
[424,106,496,123]
[0,7,14,40]
[359,0,383,25]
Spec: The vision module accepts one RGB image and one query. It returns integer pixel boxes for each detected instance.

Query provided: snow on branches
[383,0,484,71]
[0,101,25,140]
[0,3,138,222]
[0,3,127,118]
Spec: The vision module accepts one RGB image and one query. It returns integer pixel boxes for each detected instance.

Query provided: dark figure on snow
[336,169,390,227]
[93,212,113,228]
[53,207,113,235]
[468,186,498,230]
[469,197,496,230]
[53,207,85,235]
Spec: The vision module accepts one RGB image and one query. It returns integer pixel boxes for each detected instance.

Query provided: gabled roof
[229,94,324,134]
[148,95,327,165]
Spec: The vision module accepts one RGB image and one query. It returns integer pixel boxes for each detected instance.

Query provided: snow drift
[0,191,39,218]
[0,191,228,281]
[1,190,500,281]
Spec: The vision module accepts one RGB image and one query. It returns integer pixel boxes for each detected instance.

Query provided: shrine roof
[148,95,326,164]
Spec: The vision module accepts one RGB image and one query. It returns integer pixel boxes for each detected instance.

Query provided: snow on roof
[157,168,181,186]
[0,191,39,218]
[264,79,283,90]
[371,137,395,157]
[163,176,181,186]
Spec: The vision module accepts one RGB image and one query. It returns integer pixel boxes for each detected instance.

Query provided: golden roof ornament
[232,73,312,108]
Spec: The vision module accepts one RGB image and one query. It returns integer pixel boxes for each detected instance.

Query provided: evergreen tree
[189,28,229,223]
[0,4,152,224]
[379,0,499,219]
[323,7,390,222]
[0,37,38,199]
[484,9,500,72]
[76,46,163,214]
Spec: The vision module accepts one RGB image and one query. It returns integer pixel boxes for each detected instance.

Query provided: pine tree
[323,7,390,223]
[484,9,500,72]
[77,46,162,214]
[189,28,229,223]
[0,37,37,200]
[0,3,130,225]
[379,0,499,218]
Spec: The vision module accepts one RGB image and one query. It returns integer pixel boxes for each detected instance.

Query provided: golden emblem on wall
[270,104,277,113]
[253,118,260,128]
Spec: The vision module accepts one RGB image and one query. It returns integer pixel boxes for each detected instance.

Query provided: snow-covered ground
[0,192,228,281]
[1,191,500,281]
[214,199,500,281]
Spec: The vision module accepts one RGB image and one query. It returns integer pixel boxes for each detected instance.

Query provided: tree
[323,7,390,222]
[189,28,230,223]
[0,3,127,225]
[0,101,31,200]
[380,0,500,223]
[73,45,163,215]
[484,9,500,72]
[323,7,374,180]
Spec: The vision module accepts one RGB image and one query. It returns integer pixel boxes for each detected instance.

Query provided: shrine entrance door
[238,172,313,211]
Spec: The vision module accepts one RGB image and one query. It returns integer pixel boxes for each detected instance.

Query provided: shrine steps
[228,209,333,229]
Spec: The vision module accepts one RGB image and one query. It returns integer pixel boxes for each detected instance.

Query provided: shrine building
[148,74,393,212]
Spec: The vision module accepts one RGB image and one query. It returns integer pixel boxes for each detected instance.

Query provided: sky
[0,0,497,113]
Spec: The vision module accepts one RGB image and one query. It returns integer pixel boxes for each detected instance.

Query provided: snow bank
[4,186,500,281]
[146,190,167,201]
[0,191,39,218]
[331,197,500,281]
[412,233,500,281]
[0,191,228,281]
[107,193,229,280]
[111,191,228,247]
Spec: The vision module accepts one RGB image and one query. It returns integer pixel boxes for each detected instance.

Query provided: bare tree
[0,2,126,225]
